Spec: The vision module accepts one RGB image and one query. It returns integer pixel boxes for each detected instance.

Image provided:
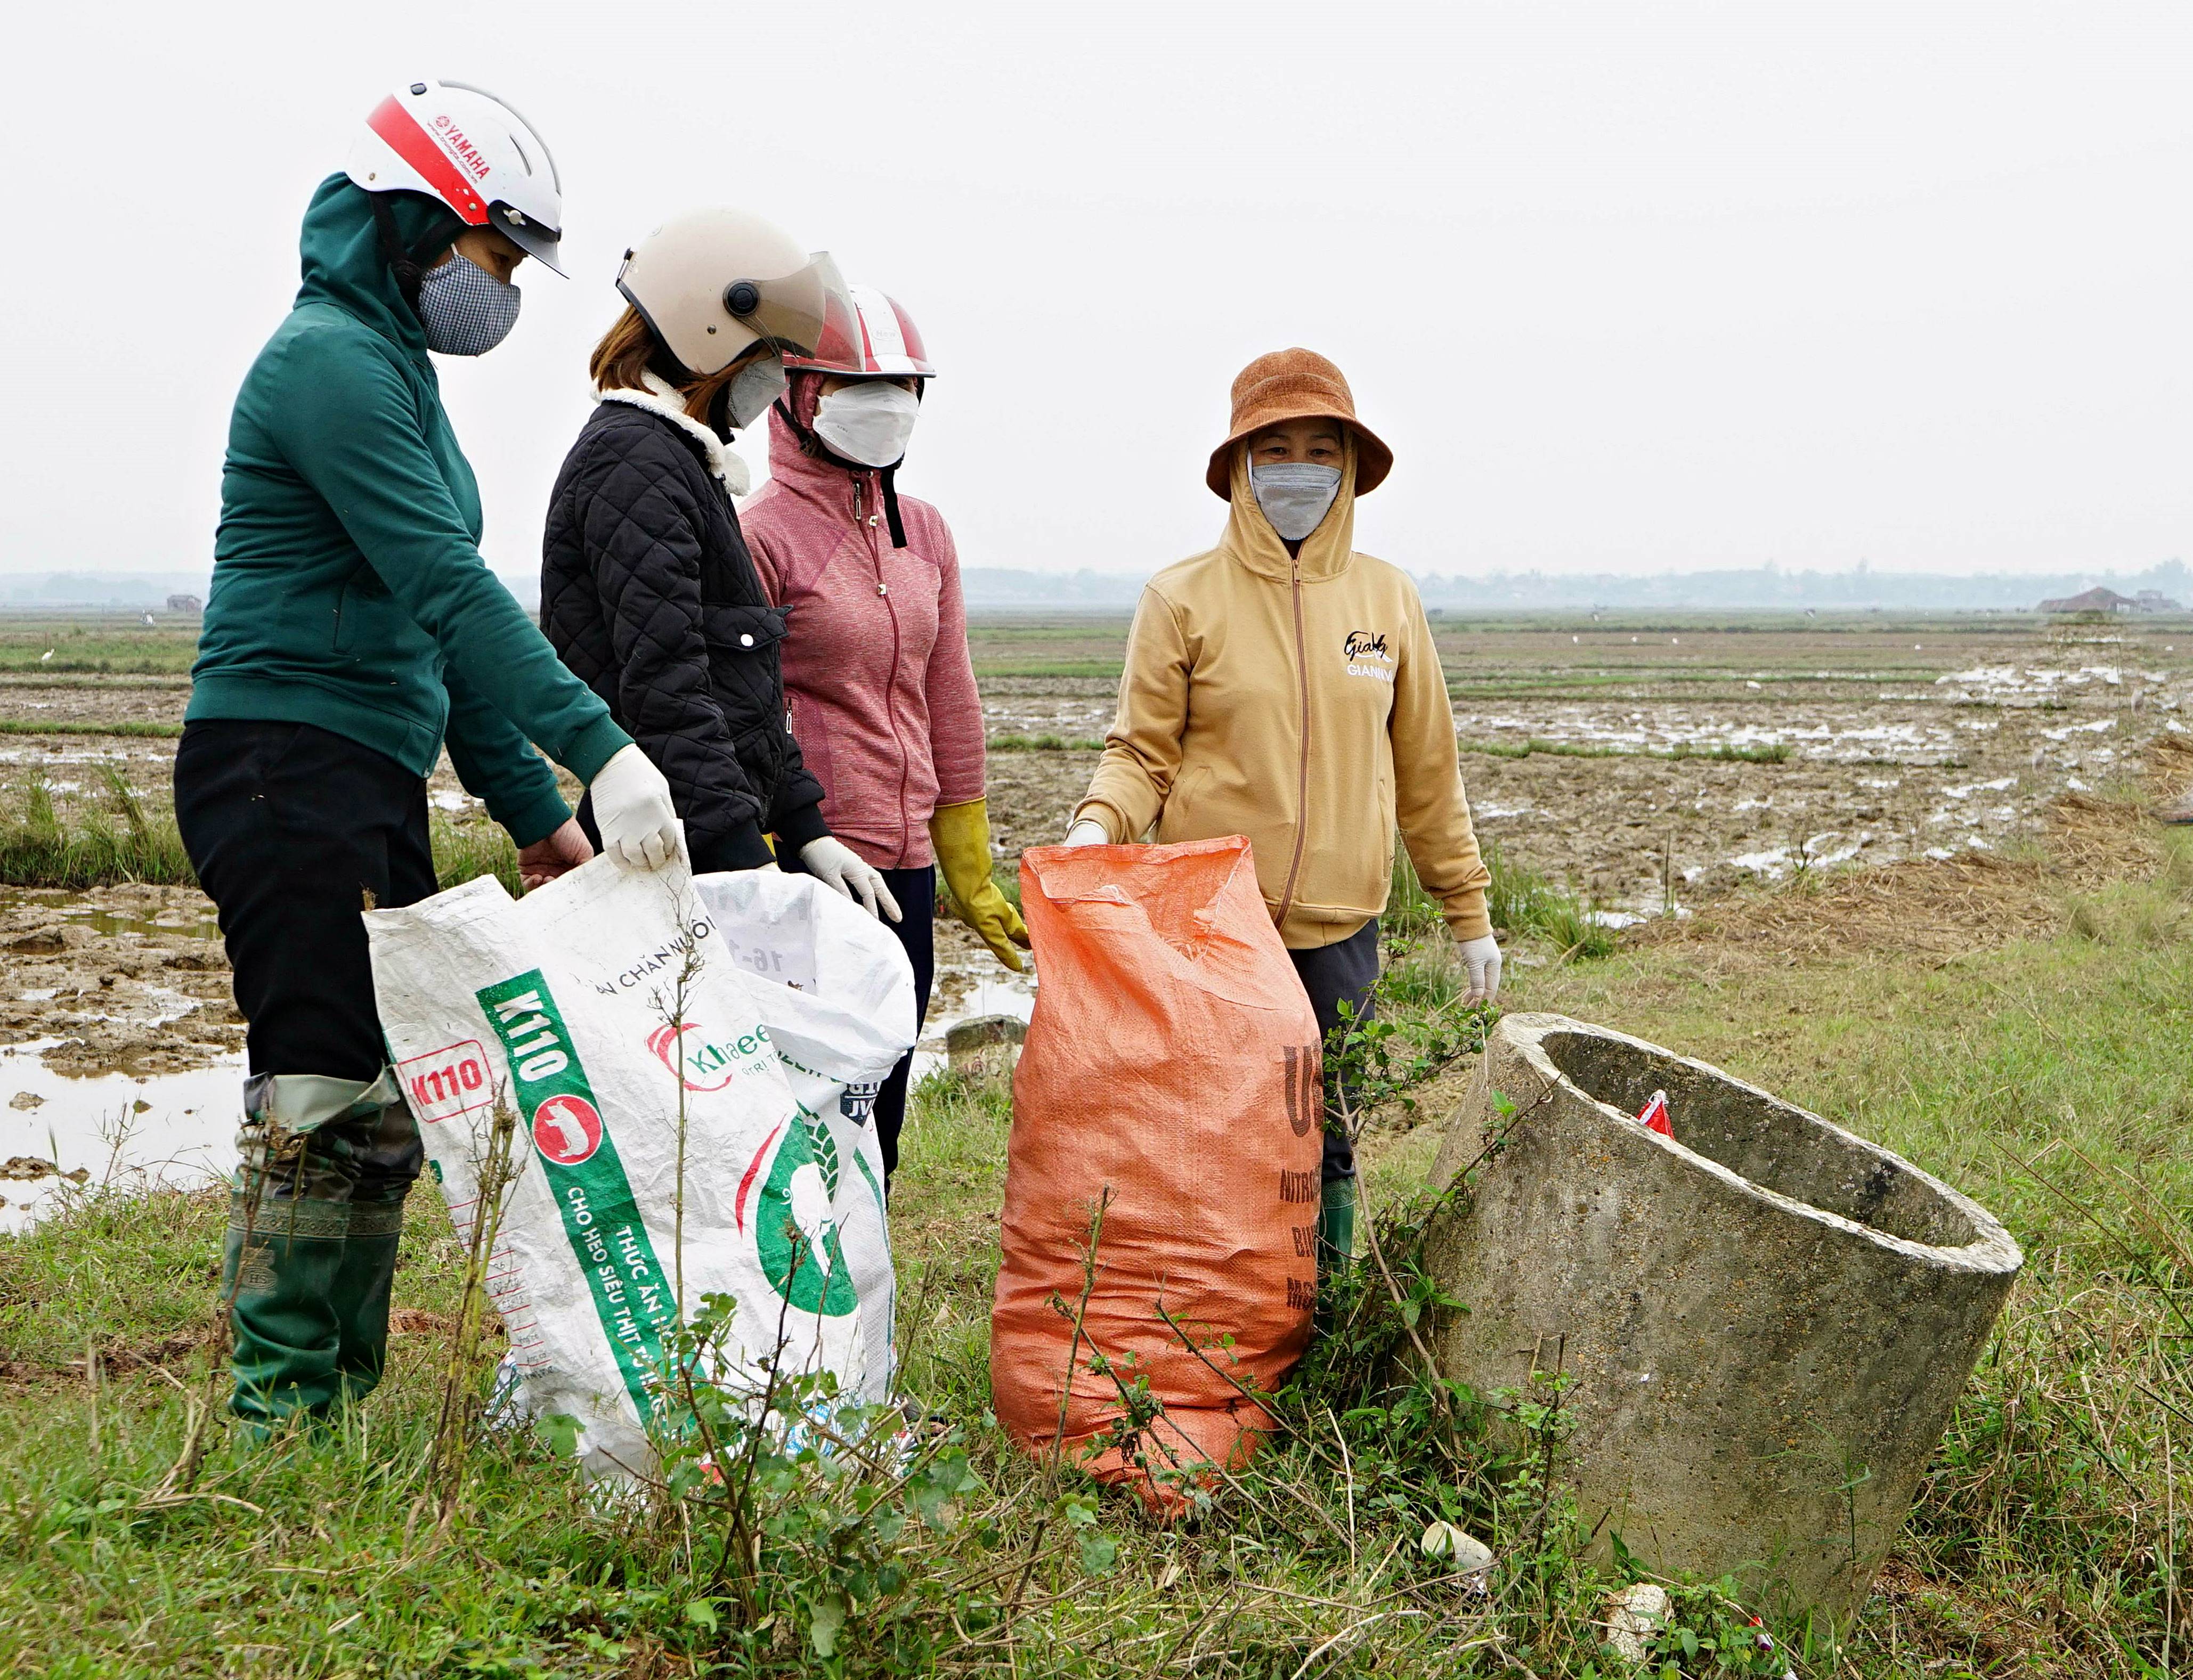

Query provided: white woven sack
[366,856,914,1481]
[691,869,915,1397]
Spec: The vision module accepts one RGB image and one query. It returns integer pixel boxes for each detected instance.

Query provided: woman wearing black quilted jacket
[540,208,897,916]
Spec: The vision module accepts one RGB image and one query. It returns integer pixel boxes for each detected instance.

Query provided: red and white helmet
[781,286,936,379]
[345,79,565,275]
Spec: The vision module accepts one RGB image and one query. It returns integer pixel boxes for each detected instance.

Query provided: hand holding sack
[990,837,1323,1515]
[799,836,901,922]
[517,819,594,892]
[931,798,1029,971]
[589,745,684,869]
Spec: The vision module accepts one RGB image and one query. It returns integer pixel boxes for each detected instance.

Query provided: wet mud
[1,885,241,1077]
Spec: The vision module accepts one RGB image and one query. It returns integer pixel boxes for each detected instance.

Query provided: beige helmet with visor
[615,207,858,378]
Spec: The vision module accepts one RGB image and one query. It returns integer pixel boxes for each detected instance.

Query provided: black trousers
[174,720,432,1201]
[1289,918,1380,1184]
[867,867,936,1185]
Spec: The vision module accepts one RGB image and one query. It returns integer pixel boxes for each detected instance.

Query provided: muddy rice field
[974,610,2190,906]
[1,607,2186,1211]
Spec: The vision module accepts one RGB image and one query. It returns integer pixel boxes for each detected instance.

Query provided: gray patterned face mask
[417,251,522,356]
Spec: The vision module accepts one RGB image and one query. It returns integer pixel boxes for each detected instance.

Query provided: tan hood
[1219,434,1360,583]
[1076,435,1491,948]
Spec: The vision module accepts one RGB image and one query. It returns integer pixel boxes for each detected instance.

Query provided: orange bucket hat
[1205,347,1392,499]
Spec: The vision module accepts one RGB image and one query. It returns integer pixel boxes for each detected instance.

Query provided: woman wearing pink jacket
[743,287,1026,1187]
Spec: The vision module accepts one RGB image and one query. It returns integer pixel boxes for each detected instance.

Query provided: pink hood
[741,388,986,870]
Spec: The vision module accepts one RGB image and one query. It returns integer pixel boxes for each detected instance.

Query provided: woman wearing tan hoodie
[1065,348,1500,1290]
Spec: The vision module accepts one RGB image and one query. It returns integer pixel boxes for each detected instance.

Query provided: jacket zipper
[1273,554,1312,932]
[854,475,914,862]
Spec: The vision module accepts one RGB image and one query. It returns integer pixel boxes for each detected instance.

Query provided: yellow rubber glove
[930,798,1030,972]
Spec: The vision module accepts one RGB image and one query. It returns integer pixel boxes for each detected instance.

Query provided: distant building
[165,593,203,614]
[2134,590,2183,612]
[2037,586,2135,615]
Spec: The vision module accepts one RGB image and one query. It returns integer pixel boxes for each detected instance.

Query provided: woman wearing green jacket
[177,80,680,1433]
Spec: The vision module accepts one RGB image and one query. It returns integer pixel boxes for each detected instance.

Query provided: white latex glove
[1063,818,1110,846]
[589,745,683,870]
[800,836,901,922]
[1459,934,1504,1006]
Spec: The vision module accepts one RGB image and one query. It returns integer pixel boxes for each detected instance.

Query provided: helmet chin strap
[369,192,464,320]
[773,398,908,548]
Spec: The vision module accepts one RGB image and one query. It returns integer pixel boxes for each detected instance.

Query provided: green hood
[294,174,461,362]
[188,174,628,842]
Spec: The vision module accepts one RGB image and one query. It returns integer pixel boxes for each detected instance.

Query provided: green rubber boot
[223,1070,405,1436]
[224,1195,350,1432]
[1313,1176,1358,1340]
[330,1203,407,1407]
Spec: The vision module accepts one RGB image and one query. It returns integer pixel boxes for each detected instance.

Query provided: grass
[986,733,1108,753]
[968,661,1126,680]
[2,826,2183,1673]
[0,619,201,676]
[1667,740,1792,764]
[1384,844,1618,960]
[1521,853,2192,1677]
[0,774,524,896]
[1459,735,1791,765]
[429,817,521,896]
[0,719,185,739]
[0,768,196,888]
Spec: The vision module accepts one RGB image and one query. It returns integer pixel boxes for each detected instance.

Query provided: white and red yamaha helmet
[345,79,565,275]
[780,286,936,379]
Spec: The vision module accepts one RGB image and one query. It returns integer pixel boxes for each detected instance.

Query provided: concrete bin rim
[1499,1013,2024,1278]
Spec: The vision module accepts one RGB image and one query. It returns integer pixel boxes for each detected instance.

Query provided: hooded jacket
[741,391,987,870]
[539,376,831,871]
[188,176,628,845]
[1074,438,1491,949]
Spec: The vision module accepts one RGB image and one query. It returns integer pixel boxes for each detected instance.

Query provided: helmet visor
[487,199,565,276]
[733,252,858,362]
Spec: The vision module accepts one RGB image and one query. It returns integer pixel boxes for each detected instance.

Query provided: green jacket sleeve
[269,328,630,784]
[442,663,572,847]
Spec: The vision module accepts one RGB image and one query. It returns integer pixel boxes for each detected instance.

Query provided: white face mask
[1249,461,1342,541]
[727,356,787,430]
[813,381,921,467]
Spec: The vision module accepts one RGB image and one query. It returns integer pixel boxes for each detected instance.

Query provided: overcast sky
[6,2,2188,581]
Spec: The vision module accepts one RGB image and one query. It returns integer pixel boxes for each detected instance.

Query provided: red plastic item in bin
[1637,1089,1674,1137]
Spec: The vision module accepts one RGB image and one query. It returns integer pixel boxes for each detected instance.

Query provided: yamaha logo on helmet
[440,126,494,181]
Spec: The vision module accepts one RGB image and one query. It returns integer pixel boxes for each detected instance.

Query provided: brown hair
[587,304,747,425]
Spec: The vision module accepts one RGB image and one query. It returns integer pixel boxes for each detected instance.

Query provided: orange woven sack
[991,837,1325,1512]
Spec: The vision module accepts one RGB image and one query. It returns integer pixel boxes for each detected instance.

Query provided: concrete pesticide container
[1421,1014,2022,1628]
